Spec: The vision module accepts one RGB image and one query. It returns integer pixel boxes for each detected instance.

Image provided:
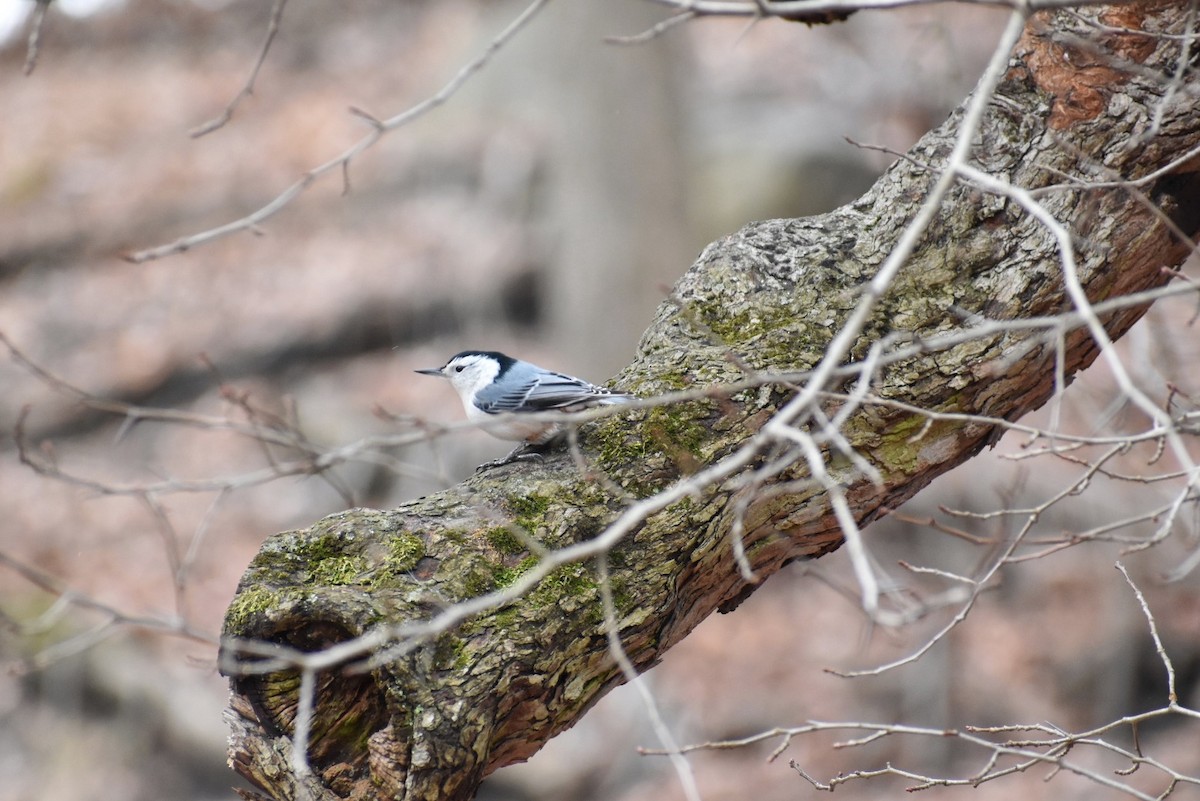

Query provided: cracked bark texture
[223,5,1200,800]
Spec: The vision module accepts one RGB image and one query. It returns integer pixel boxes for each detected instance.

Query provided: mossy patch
[271,529,350,568]
[224,586,284,634]
[367,531,428,588]
[593,399,721,489]
[528,562,597,610]
[507,493,553,532]
[440,528,469,545]
[607,573,634,616]
[249,524,369,586]
[873,410,966,475]
[485,526,526,556]
[462,565,498,598]
[494,555,540,588]
[682,298,828,372]
[310,554,368,586]
[645,405,709,460]
[488,607,520,628]
[432,632,468,672]
[386,532,426,572]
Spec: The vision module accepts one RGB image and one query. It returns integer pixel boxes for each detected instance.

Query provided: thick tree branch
[221,5,1200,800]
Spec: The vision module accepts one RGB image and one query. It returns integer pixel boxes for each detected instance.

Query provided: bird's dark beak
[414,367,444,377]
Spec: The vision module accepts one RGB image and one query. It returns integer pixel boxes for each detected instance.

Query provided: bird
[415,350,632,470]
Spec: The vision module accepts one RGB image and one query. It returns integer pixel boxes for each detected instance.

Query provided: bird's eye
[454,365,464,373]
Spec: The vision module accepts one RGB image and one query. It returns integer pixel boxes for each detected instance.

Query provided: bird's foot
[475,444,545,473]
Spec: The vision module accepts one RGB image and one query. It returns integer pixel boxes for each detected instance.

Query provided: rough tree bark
[222,5,1200,800]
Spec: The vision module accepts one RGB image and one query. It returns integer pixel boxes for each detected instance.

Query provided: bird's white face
[438,353,501,399]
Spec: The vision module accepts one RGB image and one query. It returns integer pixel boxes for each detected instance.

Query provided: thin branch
[1116,562,1178,706]
[644,0,1123,20]
[22,0,51,76]
[0,550,217,671]
[598,558,701,801]
[189,0,289,137]
[605,10,696,44]
[649,712,1200,799]
[126,0,552,263]
[290,667,317,780]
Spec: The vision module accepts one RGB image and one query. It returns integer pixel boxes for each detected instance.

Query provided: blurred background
[1,1,1198,800]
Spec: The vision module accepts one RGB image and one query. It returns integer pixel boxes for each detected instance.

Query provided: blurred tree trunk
[223,5,1200,800]
[538,0,692,375]
[485,0,692,374]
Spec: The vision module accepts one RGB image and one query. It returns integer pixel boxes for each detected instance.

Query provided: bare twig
[0,550,217,671]
[598,558,701,801]
[190,0,289,137]
[1116,562,1178,705]
[126,0,552,263]
[605,10,696,44]
[22,0,51,76]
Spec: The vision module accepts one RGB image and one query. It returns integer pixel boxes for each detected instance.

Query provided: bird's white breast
[462,398,558,442]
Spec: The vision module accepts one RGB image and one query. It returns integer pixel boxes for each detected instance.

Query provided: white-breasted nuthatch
[416,350,632,470]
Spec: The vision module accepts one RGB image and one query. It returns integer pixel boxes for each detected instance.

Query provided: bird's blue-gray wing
[475,372,615,413]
